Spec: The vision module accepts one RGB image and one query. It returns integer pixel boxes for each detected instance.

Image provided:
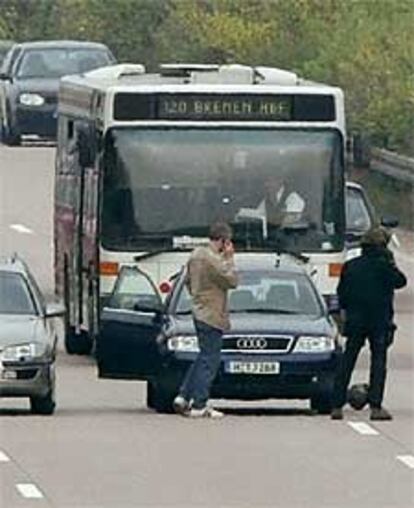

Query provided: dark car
[0,256,64,414]
[97,258,340,414]
[0,40,115,145]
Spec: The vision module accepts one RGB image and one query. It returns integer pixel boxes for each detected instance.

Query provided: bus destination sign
[113,93,335,122]
[158,94,291,121]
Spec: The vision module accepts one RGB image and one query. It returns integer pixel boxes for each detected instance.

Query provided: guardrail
[370,148,414,184]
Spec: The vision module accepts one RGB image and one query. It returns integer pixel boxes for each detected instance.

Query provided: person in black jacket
[331,227,407,421]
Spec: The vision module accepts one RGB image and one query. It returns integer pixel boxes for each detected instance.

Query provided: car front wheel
[146,379,176,414]
[30,366,56,415]
[310,394,333,414]
[310,376,334,414]
[30,391,55,415]
[2,102,21,146]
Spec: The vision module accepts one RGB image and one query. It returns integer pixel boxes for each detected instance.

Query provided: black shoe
[370,407,393,421]
[331,408,344,420]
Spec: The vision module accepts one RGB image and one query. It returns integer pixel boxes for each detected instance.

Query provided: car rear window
[0,272,37,315]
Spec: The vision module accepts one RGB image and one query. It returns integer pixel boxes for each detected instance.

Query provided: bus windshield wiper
[134,247,192,262]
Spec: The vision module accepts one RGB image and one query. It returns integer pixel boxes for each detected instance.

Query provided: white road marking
[397,455,414,469]
[16,483,44,499]
[9,223,34,235]
[0,450,10,462]
[348,421,379,435]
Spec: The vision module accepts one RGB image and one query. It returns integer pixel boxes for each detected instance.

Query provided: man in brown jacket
[173,222,238,418]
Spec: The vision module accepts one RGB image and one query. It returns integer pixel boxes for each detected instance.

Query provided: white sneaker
[173,395,191,415]
[187,406,224,419]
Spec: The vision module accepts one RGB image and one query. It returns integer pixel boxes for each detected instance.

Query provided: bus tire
[64,327,93,355]
[87,279,97,356]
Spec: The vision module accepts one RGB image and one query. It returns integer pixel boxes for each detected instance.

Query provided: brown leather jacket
[185,245,238,331]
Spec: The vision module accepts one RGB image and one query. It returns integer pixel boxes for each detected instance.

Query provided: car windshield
[16,48,112,78]
[175,269,322,317]
[0,272,37,315]
[101,128,345,253]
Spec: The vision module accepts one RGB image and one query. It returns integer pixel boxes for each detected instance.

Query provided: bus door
[75,121,98,338]
[97,266,163,379]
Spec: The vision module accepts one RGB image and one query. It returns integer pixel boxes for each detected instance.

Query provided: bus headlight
[19,93,45,106]
[167,336,199,353]
[294,336,335,353]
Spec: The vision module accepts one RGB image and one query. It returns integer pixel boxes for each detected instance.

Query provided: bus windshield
[101,128,344,252]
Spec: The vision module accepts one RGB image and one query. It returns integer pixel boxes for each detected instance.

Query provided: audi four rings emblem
[237,337,267,349]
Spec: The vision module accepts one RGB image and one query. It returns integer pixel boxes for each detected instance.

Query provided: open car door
[97,266,163,379]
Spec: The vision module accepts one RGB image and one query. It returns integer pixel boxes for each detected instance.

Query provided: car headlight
[2,342,47,362]
[167,335,199,353]
[294,336,335,353]
[19,93,45,106]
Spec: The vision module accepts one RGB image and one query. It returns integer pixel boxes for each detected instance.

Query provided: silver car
[0,257,63,414]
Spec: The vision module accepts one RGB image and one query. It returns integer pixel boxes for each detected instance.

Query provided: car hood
[0,315,46,349]
[15,77,59,95]
[168,313,334,337]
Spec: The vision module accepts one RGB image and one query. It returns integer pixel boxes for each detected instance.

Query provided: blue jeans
[179,320,223,409]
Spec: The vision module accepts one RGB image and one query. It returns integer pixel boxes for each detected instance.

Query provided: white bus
[55,63,347,354]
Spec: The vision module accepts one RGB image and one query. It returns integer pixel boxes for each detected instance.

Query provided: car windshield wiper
[175,310,192,315]
[231,308,301,315]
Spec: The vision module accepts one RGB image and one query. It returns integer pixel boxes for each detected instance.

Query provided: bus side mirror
[77,125,95,167]
[352,133,371,168]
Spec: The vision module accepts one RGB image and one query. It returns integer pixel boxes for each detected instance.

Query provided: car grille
[222,335,293,353]
[17,369,38,380]
[44,94,57,105]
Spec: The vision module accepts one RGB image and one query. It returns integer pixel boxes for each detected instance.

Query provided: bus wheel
[64,327,93,355]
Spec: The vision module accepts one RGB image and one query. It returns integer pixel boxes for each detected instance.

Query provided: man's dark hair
[209,222,232,241]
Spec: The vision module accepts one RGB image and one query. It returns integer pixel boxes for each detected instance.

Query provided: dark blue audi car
[97,258,340,414]
[0,40,115,144]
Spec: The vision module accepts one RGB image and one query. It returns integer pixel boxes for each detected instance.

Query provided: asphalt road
[0,144,413,508]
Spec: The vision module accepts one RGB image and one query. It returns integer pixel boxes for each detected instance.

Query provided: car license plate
[226,361,280,375]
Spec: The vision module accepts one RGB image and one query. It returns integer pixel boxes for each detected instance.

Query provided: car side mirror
[352,133,371,168]
[380,216,399,228]
[45,302,66,318]
[0,72,12,81]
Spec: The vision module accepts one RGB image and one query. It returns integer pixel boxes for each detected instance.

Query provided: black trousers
[333,327,389,409]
